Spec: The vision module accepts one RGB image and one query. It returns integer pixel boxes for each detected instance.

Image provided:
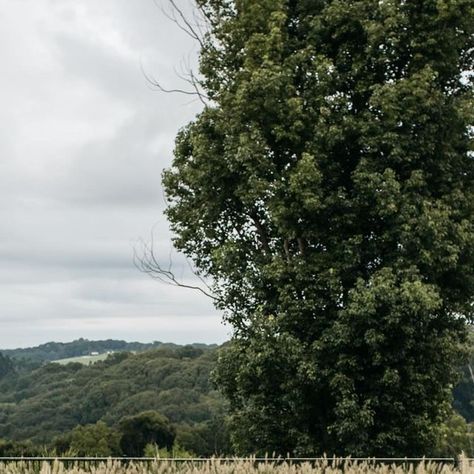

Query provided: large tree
[161,0,474,456]
[119,411,175,456]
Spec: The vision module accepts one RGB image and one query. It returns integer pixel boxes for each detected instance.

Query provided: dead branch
[173,65,210,105]
[283,239,291,262]
[155,0,207,49]
[297,237,305,256]
[134,236,218,301]
[140,61,209,106]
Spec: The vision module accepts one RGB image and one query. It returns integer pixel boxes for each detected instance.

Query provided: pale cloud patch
[0,0,225,349]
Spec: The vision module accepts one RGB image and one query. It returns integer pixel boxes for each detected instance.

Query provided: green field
[53,353,112,365]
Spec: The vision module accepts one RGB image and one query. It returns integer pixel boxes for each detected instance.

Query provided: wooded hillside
[0,344,229,455]
[1,337,474,456]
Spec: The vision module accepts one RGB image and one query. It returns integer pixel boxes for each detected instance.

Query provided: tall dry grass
[0,458,469,474]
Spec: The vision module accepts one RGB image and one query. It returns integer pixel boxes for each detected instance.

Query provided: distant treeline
[1,338,217,363]
[0,344,229,456]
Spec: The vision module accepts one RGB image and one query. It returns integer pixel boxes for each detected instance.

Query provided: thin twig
[140,60,209,105]
[134,237,218,301]
[168,0,205,49]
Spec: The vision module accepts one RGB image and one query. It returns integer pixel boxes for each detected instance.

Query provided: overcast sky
[0,0,229,349]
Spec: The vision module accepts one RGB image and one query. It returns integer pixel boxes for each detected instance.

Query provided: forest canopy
[0,344,230,456]
[1,337,474,457]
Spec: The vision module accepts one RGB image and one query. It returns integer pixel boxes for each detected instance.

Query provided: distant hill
[0,344,229,455]
[0,338,218,363]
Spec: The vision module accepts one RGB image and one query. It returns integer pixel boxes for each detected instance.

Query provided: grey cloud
[51,0,202,107]
[0,0,224,349]
[0,315,230,350]
[0,240,133,271]
[53,32,147,104]
[53,113,165,208]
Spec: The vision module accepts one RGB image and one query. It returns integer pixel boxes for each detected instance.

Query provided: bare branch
[145,1,215,105]
[160,3,202,44]
[173,65,209,106]
[297,237,305,256]
[155,0,207,48]
[134,236,218,301]
[193,1,214,25]
[140,60,209,106]
[191,6,209,38]
[185,257,214,293]
[283,239,291,262]
[168,0,205,48]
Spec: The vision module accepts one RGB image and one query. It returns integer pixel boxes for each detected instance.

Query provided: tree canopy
[66,422,121,457]
[0,345,230,456]
[163,0,474,456]
[119,411,175,456]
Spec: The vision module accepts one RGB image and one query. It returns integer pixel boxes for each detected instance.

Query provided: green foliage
[0,345,228,456]
[163,0,474,457]
[0,354,14,380]
[2,337,474,458]
[453,329,474,422]
[59,422,121,457]
[0,439,42,456]
[433,411,474,458]
[175,418,231,457]
[144,442,194,458]
[119,411,175,457]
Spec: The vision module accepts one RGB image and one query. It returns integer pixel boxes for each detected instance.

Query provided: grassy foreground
[0,459,468,474]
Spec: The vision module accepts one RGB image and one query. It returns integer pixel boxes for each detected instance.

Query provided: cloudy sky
[0,0,229,348]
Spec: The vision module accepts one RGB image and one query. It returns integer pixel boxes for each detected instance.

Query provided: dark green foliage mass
[453,330,474,422]
[433,410,474,458]
[0,354,14,379]
[454,375,474,423]
[119,411,175,456]
[175,415,232,456]
[58,421,122,457]
[0,438,43,456]
[163,0,474,456]
[0,346,229,456]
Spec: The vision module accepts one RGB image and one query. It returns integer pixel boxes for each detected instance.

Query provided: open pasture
[53,354,111,366]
